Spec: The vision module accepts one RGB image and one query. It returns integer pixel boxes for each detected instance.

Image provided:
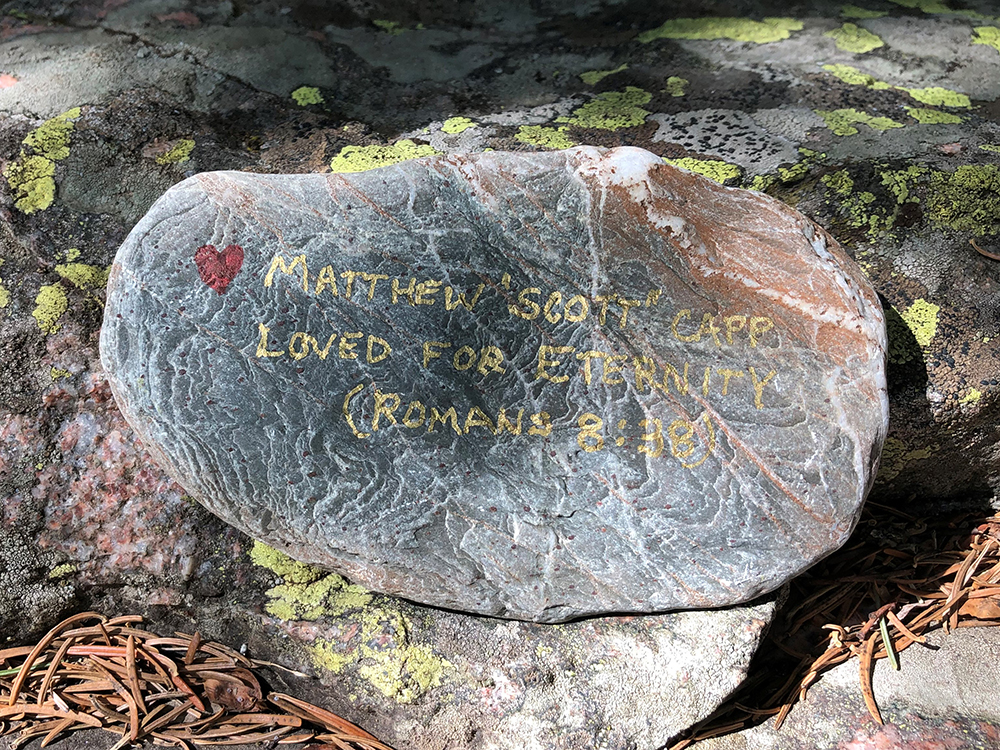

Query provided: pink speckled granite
[0,324,196,591]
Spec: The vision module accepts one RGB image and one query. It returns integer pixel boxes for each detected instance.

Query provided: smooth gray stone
[100,146,888,622]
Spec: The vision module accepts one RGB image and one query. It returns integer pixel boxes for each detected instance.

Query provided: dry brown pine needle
[0,612,395,750]
[669,508,1000,748]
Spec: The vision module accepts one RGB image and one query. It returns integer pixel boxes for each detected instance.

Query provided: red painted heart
[195,243,244,294]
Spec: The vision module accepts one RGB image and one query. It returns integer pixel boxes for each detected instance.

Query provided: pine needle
[670,509,1000,747]
[878,616,899,671]
[0,614,393,750]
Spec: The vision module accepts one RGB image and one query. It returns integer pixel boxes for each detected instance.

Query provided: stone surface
[698,627,1000,750]
[2,1,999,747]
[100,146,887,622]
[247,547,782,750]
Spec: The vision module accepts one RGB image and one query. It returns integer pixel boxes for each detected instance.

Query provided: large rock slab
[246,545,783,750]
[100,146,887,622]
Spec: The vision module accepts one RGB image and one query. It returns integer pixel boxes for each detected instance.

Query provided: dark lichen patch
[819,163,927,242]
[663,69,790,113]
[0,525,78,642]
[814,161,1000,245]
[0,320,47,414]
[652,109,798,173]
[791,73,914,116]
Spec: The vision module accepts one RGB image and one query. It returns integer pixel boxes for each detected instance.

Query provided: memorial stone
[100,146,888,623]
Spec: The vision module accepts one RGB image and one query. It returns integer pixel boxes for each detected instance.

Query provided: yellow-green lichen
[837,186,879,231]
[4,155,56,214]
[881,165,926,204]
[777,161,810,183]
[50,367,71,380]
[974,26,1000,53]
[0,260,9,311]
[980,144,1000,153]
[926,165,1000,235]
[900,86,971,108]
[824,165,925,239]
[960,388,982,404]
[55,263,111,294]
[441,116,476,134]
[841,4,888,18]
[825,23,884,53]
[823,169,854,197]
[357,643,445,702]
[64,247,80,261]
[515,125,575,150]
[890,0,993,16]
[309,606,451,704]
[22,107,80,161]
[822,63,892,89]
[579,64,628,85]
[250,540,312,579]
[32,283,68,334]
[821,65,971,108]
[154,139,195,165]
[905,107,963,124]
[330,140,439,173]
[48,563,76,579]
[663,157,742,185]
[888,0,953,12]
[877,437,939,483]
[663,76,689,97]
[291,86,324,106]
[250,541,373,621]
[265,574,370,621]
[900,298,939,348]
[749,149,824,192]
[355,609,449,702]
[815,108,904,136]
[637,17,803,44]
[311,639,354,673]
[4,108,81,214]
[557,87,651,130]
[373,19,405,34]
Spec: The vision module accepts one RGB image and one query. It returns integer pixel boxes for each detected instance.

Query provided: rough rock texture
[100,147,887,622]
[243,557,781,750]
[1,0,999,747]
[697,627,1000,750]
[0,525,77,642]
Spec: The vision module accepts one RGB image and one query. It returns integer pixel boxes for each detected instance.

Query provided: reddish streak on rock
[154,11,201,28]
[839,718,971,750]
[194,243,244,294]
[0,74,18,89]
[97,0,131,19]
[0,22,53,41]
